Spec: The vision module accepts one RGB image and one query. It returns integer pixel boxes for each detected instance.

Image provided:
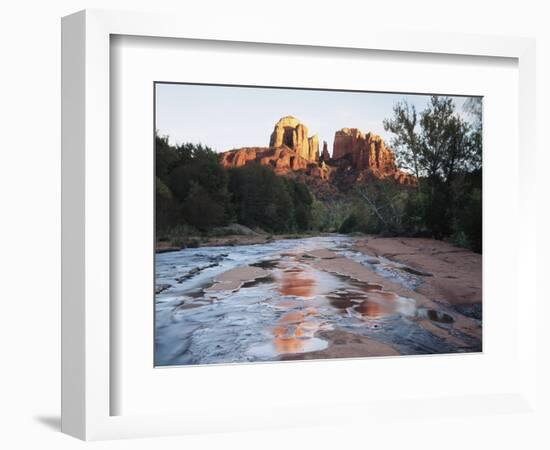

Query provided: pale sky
[155,83,479,155]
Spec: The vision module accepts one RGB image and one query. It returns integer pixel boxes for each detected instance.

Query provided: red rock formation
[332,128,414,184]
[219,147,263,168]
[308,134,319,161]
[309,161,330,180]
[333,128,396,173]
[219,145,314,175]
[218,117,415,186]
[320,141,330,162]
[333,128,365,160]
[269,116,318,162]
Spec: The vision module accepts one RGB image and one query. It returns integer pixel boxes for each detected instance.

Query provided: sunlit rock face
[269,116,300,147]
[220,116,322,177]
[269,116,318,162]
[219,147,261,168]
[219,146,312,174]
[333,128,396,173]
[308,134,319,161]
[333,128,365,160]
[333,128,416,185]
[218,116,416,186]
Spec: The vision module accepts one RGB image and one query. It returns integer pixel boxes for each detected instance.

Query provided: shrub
[339,214,359,233]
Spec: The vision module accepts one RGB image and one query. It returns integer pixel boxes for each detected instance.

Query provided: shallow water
[155,235,478,366]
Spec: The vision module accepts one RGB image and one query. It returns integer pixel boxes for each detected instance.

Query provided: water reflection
[271,308,328,355]
[264,260,416,355]
[277,265,316,298]
[328,281,415,319]
[264,261,332,355]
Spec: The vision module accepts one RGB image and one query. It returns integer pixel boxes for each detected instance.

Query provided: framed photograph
[62,9,537,440]
[153,83,482,367]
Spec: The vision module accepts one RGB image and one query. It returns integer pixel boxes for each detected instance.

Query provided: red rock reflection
[271,307,324,354]
[355,290,399,318]
[278,266,316,297]
[328,284,402,319]
[354,300,385,317]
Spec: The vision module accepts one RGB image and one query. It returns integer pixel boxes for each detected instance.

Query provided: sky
[155,83,479,155]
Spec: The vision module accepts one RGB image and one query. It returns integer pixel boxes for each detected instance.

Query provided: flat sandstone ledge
[353,237,482,307]
[205,266,269,292]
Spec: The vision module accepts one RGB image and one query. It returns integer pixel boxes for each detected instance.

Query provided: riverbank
[155,231,324,253]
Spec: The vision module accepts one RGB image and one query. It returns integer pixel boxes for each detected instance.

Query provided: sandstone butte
[218,116,416,187]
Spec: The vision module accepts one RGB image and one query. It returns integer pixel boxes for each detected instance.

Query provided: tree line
[155,135,315,236]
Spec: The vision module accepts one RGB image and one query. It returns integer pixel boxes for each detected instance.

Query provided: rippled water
[155,235,476,366]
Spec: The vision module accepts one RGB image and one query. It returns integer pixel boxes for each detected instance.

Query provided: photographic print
[154,83,482,367]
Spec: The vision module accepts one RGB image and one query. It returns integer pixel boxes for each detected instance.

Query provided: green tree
[353,180,408,234]
[383,96,483,249]
[385,96,479,182]
[383,101,421,179]
[228,164,295,233]
[168,144,228,201]
[463,97,482,170]
[155,134,179,182]
[284,178,314,231]
[155,135,232,230]
[155,176,177,233]
[182,182,227,231]
[419,96,479,182]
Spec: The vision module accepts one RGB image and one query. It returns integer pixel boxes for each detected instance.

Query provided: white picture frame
[61,9,537,441]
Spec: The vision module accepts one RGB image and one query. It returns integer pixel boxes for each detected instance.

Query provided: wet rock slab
[205,266,269,292]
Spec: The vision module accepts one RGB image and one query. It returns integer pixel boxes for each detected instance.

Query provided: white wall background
[0,1,547,448]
